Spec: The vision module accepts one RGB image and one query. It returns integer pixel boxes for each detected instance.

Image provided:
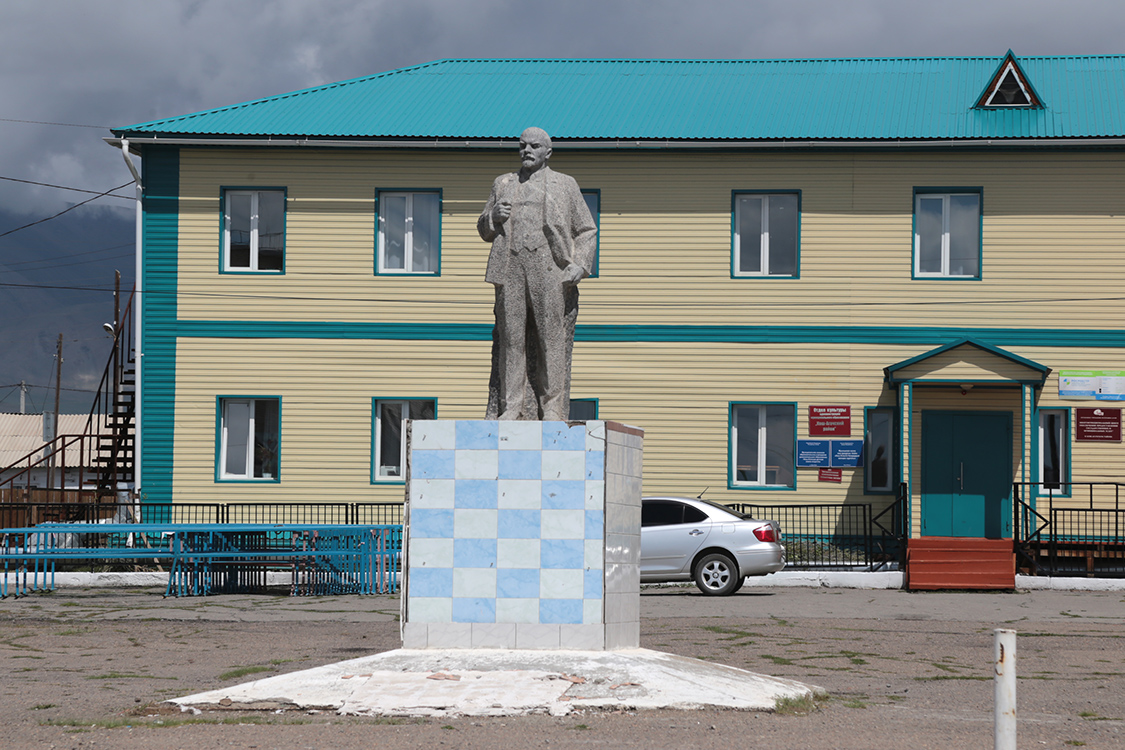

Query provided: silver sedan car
[640,496,785,596]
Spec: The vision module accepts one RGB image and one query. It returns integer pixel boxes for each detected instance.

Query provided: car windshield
[697,499,748,520]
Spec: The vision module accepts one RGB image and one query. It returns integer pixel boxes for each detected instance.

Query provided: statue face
[519,130,552,173]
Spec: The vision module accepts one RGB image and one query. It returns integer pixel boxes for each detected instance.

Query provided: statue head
[519,127,552,175]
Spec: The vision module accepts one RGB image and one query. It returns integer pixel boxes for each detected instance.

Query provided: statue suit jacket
[478,167,597,286]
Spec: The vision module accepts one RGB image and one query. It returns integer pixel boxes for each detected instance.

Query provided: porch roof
[883,338,1050,387]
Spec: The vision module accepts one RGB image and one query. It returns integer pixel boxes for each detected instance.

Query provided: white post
[994,628,1016,750]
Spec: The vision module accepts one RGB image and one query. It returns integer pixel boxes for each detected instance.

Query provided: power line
[0,175,134,201]
[0,181,134,240]
[0,250,134,274]
[0,242,133,268]
[0,383,95,394]
[0,117,113,130]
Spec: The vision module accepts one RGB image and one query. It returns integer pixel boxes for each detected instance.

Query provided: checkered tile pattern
[406,421,607,627]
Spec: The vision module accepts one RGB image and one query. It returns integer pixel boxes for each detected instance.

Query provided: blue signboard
[831,440,863,468]
[797,440,831,468]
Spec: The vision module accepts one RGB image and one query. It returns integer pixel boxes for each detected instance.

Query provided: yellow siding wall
[895,348,1043,383]
[166,147,1125,519]
[176,149,1125,329]
[174,338,903,508]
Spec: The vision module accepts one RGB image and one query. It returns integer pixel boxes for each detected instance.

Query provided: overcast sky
[1,0,1123,412]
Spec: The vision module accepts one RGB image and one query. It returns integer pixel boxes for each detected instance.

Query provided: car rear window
[642,500,710,526]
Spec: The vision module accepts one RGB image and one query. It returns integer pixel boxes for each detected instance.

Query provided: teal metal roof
[114,56,1125,142]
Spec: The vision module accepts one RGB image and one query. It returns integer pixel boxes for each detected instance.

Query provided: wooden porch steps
[906,537,1015,590]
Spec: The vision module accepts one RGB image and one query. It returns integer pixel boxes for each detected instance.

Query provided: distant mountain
[0,205,134,413]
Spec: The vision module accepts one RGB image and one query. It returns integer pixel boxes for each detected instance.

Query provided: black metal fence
[1014,482,1125,577]
[730,495,904,571]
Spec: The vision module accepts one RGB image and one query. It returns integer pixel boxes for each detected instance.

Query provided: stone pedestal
[401,420,643,650]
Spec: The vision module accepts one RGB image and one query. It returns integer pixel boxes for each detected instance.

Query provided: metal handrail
[0,284,135,499]
[869,483,906,570]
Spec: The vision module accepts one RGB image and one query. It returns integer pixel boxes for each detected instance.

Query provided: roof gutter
[106,136,1125,151]
[119,139,143,499]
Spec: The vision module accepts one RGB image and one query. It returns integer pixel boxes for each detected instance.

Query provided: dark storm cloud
[0,0,1122,410]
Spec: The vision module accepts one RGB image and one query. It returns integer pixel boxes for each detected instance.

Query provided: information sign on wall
[798,440,863,468]
[818,468,843,483]
[831,440,864,468]
[796,440,831,468]
[809,405,852,436]
[1060,370,1125,401]
[1076,408,1121,441]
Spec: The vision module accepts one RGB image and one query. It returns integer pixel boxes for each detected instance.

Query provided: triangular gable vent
[977,53,1042,108]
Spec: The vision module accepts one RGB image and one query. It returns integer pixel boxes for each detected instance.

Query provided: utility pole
[47,334,63,490]
[19,380,26,414]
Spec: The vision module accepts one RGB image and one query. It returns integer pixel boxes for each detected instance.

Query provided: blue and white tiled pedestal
[401,420,643,650]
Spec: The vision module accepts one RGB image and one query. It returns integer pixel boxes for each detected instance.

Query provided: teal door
[921,412,1012,538]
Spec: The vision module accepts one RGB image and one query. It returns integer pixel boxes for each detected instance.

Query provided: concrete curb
[12,570,1125,592]
[740,571,905,589]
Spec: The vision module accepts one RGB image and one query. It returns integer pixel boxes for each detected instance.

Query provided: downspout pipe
[121,139,143,508]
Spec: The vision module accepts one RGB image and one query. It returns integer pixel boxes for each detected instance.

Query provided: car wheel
[693,552,739,596]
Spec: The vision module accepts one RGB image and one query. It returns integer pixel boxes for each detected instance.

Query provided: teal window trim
[219,187,287,275]
[911,186,983,281]
[569,398,599,420]
[371,397,438,484]
[730,190,801,279]
[728,401,798,491]
[215,395,282,484]
[1034,407,1072,498]
[581,189,601,278]
[375,188,442,276]
[863,406,897,494]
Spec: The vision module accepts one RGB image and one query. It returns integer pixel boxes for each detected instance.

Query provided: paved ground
[1,584,1122,749]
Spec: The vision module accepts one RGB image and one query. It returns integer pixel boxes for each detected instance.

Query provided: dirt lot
[0,584,1122,749]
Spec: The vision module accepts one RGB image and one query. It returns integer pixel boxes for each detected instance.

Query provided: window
[733,192,799,277]
[1039,408,1069,493]
[377,191,440,274]
[581,190,600,277]
[372,399,436,481]
[218,398,280,481]
[730,403,795,489]
[223,190,285,272]
[641,499,708,527]
[865,408,895,493]
[569,398,598,421]
[914,191,981,278]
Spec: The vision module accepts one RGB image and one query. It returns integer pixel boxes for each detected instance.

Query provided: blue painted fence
[0,523,401,598]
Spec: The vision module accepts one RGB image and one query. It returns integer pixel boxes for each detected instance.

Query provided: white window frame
[730,403,795,489]
[373,399,435,482]
[377,191,440,274]
[984,62,1034,107]
[223,189,285,272]
[219,398,280,481]
[913,192,980,278]
[1038,408,1069,493]
[733,192,799,277]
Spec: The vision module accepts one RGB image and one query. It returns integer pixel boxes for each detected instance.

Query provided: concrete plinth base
[172,648,823,717]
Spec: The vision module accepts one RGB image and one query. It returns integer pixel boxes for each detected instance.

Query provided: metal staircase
[0,279,135,521]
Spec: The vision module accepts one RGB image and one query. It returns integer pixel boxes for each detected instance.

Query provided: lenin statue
[478,127,597,421]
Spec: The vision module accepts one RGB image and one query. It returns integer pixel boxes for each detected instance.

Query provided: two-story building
[110,54,1125,572]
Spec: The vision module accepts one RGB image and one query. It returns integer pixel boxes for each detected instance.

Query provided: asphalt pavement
[1,584,1122,749]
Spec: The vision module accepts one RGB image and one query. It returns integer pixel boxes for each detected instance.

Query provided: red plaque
[818,468,843,483]
[1076,408,1121,441]
[809,405,851,437]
